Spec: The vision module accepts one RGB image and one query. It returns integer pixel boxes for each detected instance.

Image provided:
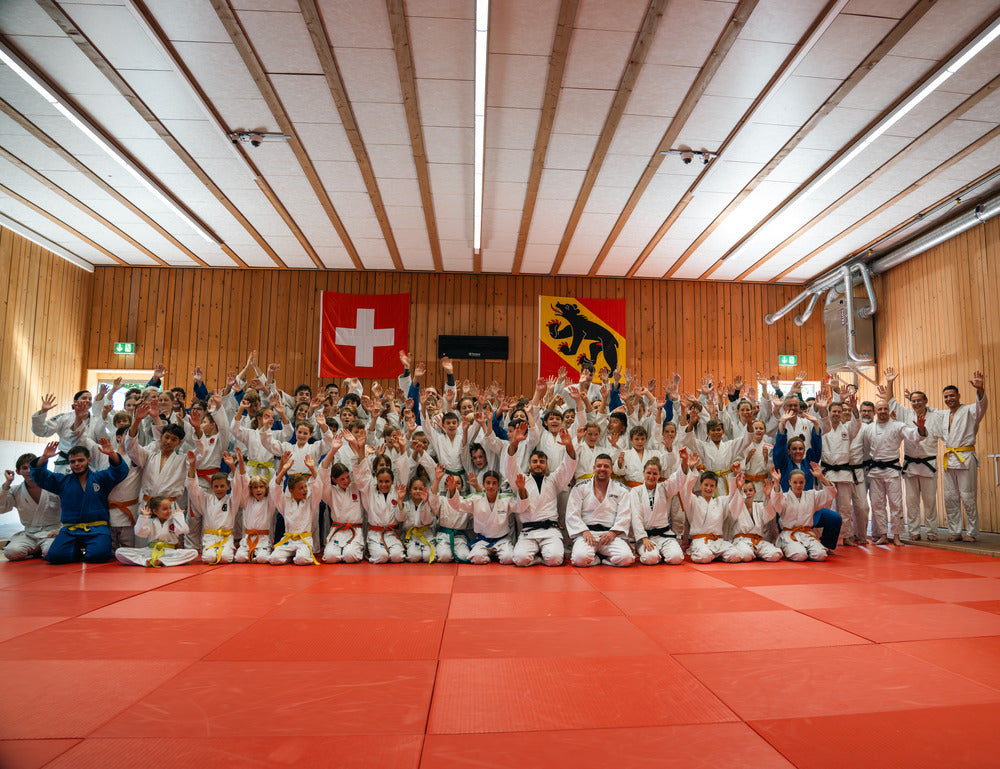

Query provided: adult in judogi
[939,371,988,541]
[565,454,633,567]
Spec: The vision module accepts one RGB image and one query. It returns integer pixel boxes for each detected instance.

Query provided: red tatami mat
[4,545,1000,768]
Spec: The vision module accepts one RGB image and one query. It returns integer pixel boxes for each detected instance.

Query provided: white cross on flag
[319,292,409,378]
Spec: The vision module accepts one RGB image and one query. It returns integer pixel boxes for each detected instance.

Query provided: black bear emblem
[546,302,620,372]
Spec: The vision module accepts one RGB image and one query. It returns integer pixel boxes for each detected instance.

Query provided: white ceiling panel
[336,48,404,104]
[551,89,616,136]
[0,0,995,282]
[409,17,474,80]
[237,10,322,75]
[486,54,549,110]
[563,29,635,90]
[489,0,559,55]
[316,0,394,48]
[485,107,540,150]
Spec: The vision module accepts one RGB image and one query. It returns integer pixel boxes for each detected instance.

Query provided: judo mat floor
[3,544,1000,768]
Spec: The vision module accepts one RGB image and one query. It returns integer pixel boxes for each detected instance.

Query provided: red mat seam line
[884,636,1000,694]
[788,607,880,645]
[743,717,810,769]
[26,737,83,769]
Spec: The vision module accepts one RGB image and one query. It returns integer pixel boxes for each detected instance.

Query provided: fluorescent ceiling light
[0,212,94,272]
[473,0,488,253]
[0,45,218,245]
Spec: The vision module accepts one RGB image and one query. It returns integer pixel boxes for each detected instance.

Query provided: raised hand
[192,365,204,383]
[3,469,14,485]
[514,473,527,493]
[187,450,197,466]
[440,356,454,374]
[41,441,59,461]
[399,349,410,369]
[883,366,898,382]
[971,370,985,393]
[153,362,168,380]
[414,362,426,379]
[97,437,116,457]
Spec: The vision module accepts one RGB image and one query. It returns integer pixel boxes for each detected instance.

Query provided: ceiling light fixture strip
[473,0,489,253]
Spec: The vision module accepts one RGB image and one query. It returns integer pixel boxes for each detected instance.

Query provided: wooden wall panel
[83,267,827,402]
[0,226,93,442]
[857,215,1000,533]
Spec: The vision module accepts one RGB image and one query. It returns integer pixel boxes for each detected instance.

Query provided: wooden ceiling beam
[385,0,444,273]
[511,0,579,275]
[703,1,996,281]
[549,0,669,275]
[0,96,213,267]
[776,126,1000,283]
[671,0,935,280]
[211,0,361,270]
[594,0,759,278]
[301,0,406,271]
[35,0,257,268]
[0,182,128,266]
[0,145,180,267]
[752,72,1000,281]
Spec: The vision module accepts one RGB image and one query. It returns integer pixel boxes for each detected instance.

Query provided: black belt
[821,461,865,483]
[586,524,610,532]
[521,520,559,532]
[868,459,902,473]
[903,455,936,473]
[645,526,675,538]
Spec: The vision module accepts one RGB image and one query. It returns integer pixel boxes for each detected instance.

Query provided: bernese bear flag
[319,292,409,378]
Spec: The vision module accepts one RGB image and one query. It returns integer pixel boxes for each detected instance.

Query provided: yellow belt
[247,460,274,481]
[943,445,975,470]
[404,525,436,563]
[577,472,594,480]
[203,528,233,564]
[273,531,319,565]
[149,541,175,568]
[64,520,108,532]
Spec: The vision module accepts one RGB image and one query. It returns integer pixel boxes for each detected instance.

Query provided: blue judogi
[31,458,128,563]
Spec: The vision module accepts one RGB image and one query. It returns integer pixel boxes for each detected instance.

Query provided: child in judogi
[629,454,690,566]
[444,470,517,564]
[680,451,743,564]
[437,472,472,563]
[319,432,367,564]
[344,431,408,563]
[106,426,144,551]
[617,425,662,488]
[187,450,241,564]
[769,464,836,561]
[402,470,440,563]
[1,453,61,560]
[115,497,199,567]
[268,451,323,565]
[730,471,782,562]
[231,448,274,564]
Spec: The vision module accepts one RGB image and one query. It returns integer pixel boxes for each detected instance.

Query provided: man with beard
[30,438,127,563]
[505,421,576,566]
[566,454,633,567]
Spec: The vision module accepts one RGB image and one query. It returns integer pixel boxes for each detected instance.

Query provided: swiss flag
[319,292,409,378]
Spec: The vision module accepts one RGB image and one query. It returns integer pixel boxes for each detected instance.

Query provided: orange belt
[691,533,719,542]
[242,528,270,555]
[330,522,360,544]
[735,532,763,545]
[744,473,768,482]
[626,480,643,488]
[108,498,139,524]
[783,525,818,542]
[196,468,215,479]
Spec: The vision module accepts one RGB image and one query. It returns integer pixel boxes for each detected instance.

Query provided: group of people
[2,349,988,569]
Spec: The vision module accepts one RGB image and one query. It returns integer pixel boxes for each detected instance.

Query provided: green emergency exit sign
[778,354,797,366]
[114,342,135,354]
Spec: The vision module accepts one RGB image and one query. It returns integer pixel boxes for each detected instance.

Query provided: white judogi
[435,491,471,563]
[731,498,782,562]
[618,447,663,487]
[890,398,942,538]
[0,482,60,560]
[860,419,918,538]
[683,431,752,495]
[115,509,199,567]
[503,451,577,567]
[231,471,275,563]
[187,477,241,564]
[321,461,366,564]
[629,470,687,565]
[939,395,988,537]
[821,419,863,539]
[680,471,742,563]
[355,456,408,563]
[258,429,333,475]
[447,492,518,564]
[402,491,439,563]
[565,477,633,567]
[106,454,144,550]
[268,474,324,565]
[770,485,836,561]
[30,410,88,474]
